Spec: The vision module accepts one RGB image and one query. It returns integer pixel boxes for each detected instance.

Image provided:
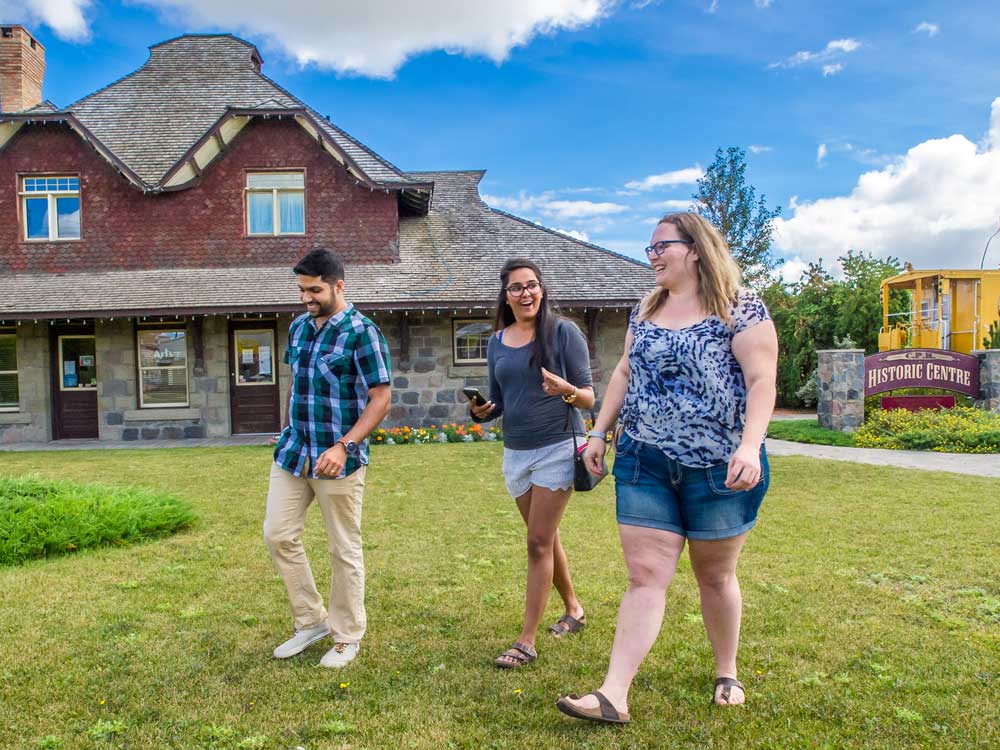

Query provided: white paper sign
[241,348,254,364]
[64,360,76,375]
[259,346,272,375]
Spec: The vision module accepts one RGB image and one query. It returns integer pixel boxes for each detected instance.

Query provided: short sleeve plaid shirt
[273,304,392,479]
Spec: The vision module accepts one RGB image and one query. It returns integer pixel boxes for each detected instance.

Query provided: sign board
[864,349,980,398]
[881,395,956,412]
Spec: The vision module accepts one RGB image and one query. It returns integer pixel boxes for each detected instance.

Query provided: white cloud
[770,37,861,71]
[816,143,827,165]
[822,63,843,77]
[481,191,627,220]
[754,0,773,7]
[6,0,93,41]
[123,0,616,77]
[749,144,774,154]
[708,0,718,13]
[648,199,694,211]
[774,98,1000,270]
[625,165,704,191]
[552,227,591,242]
[913,22,939,37]
[780,257,810,284]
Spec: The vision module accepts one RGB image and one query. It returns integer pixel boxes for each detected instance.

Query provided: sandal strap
[590,691,622,722]
[714,677,745,702]
[549,613,586,634]
[500,642,536,662]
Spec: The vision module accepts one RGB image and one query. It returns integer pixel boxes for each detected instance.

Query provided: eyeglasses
[644,239,694,258]
[505,280,542,296]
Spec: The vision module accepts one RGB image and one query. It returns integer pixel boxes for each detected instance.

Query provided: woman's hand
[725,444,762,490]
[470,399,496,421]
[540,367,572,397]
[583,436,607,477]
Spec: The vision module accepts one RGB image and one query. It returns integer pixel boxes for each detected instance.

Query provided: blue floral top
[619,290,771,467]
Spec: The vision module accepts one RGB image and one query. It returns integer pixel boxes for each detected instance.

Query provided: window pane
[25,197,48,239]
[68,177,79,190]
[0,336,15,371]
[0,373,17,407]
[234,330,276,385]
[60,337,96,389]
[141,367,188,405]
[278,191,304,233]
[24,178,41,192]
[454,321,492,362]
[247,172,304,189]
[248,192,273,234]
[138,329,187,369]
[56,196,81,239]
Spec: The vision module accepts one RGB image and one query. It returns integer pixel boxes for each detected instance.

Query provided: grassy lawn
[768,419,856,446]
[2,445,998,749]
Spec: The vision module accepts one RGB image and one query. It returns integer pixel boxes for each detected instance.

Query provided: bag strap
[557,321,595,451]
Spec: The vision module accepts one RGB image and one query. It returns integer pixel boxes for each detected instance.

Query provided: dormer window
[246,171,305,236]
[21,176,81,241]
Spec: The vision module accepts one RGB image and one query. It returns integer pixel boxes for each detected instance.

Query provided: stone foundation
[816,349,865,432]
[974,349,1000,413]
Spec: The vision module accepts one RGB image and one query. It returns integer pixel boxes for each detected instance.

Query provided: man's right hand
[470,400,496,420]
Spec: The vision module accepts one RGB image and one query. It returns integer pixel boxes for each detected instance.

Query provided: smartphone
[462,386,487,407]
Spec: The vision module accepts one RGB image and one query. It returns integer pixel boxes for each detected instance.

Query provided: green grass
[767,419,856,446]
[1,445,998,749]
[0,476,196,566]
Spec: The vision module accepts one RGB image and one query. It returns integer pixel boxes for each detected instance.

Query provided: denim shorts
[502,438,576,499]
[612,433,769,540]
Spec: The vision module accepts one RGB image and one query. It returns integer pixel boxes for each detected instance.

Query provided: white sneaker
[272,624,331,659]
[320,641,360,668]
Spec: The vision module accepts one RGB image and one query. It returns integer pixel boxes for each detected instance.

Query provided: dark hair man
[263,248,391,668]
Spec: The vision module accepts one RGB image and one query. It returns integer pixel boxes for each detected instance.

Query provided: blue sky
[7,0,1000,275]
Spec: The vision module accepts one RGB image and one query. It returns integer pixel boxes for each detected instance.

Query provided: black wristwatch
[338,438,359,456]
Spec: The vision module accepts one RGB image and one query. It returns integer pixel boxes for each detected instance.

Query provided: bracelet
[586,429,608,440]
[561,387,578,404]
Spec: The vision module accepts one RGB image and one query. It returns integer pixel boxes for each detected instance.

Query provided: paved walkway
[2,432,997,479]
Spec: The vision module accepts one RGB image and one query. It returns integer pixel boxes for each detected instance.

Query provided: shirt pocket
[317,352,353,385]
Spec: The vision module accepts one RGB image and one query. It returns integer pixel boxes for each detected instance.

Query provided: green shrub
[0,476,196,566]
[854,406,1000,453]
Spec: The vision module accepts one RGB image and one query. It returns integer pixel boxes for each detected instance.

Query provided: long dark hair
[493,258,561,370]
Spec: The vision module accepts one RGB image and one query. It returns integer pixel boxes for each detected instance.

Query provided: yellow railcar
[879,269,1000,354]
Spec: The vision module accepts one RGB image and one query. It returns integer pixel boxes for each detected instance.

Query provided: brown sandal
[548,612,586,638]
[713,677,746,705]
[494,642,537,669]
[556,691,630,725]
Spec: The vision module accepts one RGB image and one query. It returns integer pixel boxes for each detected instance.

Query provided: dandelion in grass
[339,682,349,689]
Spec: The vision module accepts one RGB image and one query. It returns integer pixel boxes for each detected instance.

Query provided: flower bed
[853,406,1000,453]
[371,422,502,445]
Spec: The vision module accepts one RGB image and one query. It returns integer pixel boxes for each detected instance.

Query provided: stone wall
[0,322,50,443]
[975,349,1000,413]
[816,349,865,432]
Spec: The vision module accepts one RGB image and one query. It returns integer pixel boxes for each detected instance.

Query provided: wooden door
[229,323,280,434]
[51,327,99,440]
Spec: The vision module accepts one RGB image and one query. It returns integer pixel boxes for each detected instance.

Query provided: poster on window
[63,360,78,388]
[79,355,94,367]
[242,348,254,364]
[259,345,272,375]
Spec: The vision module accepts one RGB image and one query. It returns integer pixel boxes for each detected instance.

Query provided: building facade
[0,27,652,444]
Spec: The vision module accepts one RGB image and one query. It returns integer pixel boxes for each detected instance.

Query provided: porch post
[816,349,865,432]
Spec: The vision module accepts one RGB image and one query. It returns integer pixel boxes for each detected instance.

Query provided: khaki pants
[263,462,367,642]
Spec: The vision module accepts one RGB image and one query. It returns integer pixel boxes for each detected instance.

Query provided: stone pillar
[974,350,1000,413]
[816,349,865,432]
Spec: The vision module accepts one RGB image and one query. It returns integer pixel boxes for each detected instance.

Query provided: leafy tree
[831,250,904,353]
[692,146,782,289]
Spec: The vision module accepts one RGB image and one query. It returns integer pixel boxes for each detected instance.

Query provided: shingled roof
[1,34,428,204]
[0,171,652,319]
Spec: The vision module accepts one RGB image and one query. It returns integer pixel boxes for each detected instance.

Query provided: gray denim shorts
[502,438,576,499]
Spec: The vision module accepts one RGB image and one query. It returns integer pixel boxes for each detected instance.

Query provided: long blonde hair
[637,212,742,323]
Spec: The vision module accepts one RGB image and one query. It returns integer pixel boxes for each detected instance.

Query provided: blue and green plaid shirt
[274,304,391,479]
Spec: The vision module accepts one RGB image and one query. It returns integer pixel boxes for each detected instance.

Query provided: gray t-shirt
[481,319,593,450]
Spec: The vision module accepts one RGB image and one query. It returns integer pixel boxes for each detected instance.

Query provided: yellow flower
[339,682,350,689]
[513,688,522,695]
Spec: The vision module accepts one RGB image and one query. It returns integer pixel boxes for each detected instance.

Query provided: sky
[4,0,1000,280]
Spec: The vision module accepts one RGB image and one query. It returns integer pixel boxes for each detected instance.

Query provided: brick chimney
[0,25,45,113]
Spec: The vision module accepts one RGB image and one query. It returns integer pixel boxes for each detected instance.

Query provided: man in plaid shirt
[264,248,391,668]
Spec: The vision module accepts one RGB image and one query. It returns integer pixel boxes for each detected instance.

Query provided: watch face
[344,440,359,455]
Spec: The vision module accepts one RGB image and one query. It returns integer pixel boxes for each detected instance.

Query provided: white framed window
[137,325,189,407]
[0,330,17,411]
[246,171,305,236]
[57,335,97,391]
[234,328,277,386]
[20,175,81,241]
[453,319,492,365]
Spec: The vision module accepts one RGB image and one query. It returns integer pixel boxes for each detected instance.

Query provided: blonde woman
[556,213,777,724]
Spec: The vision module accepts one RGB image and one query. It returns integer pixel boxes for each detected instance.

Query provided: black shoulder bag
[557,323,605,492]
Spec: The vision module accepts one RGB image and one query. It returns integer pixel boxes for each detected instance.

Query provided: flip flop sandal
[713,677,746,705]
[548,612,586,638]
[556,691,630,725]
[494,642,537,669]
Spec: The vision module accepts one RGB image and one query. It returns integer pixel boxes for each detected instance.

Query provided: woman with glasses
[556,213,777,723]
[470,258,595,669]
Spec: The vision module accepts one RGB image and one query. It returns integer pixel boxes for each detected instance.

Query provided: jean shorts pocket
[615,431,637,457]
[706,462,739,496]
[612,451,640,485]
